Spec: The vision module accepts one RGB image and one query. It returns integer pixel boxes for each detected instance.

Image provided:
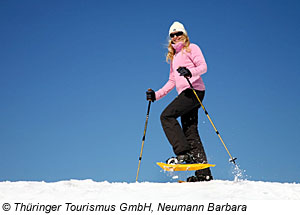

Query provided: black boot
[187,174,213,182]
[177,152,196,164]
[166,152,196,164]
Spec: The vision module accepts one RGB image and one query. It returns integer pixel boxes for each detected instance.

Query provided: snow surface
[0,179,299,200]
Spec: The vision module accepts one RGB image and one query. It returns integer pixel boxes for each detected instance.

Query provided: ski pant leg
[180,91,212,177]
[160,89,201,155]
[181,108,207,163]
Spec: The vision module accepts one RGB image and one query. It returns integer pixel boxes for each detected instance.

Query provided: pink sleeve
[188,44,207,77]
[155,66,175,100]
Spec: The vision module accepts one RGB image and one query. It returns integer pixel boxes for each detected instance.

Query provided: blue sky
[0,0,299,183]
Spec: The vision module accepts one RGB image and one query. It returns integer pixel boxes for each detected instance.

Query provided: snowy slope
[0,179,299,200]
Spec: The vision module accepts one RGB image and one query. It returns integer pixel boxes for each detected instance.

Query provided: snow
[0,179,299,200]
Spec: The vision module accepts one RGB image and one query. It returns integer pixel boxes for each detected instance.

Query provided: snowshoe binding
[166,152,196,164]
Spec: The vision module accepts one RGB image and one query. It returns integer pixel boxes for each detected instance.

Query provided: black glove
[146,89,156,102]
[177,67,192,78]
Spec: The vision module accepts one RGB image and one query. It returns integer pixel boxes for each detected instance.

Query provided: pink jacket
[155,42,207,101]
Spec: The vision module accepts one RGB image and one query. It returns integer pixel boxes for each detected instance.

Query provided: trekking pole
[185,77,237,166]
[136,100,152,182]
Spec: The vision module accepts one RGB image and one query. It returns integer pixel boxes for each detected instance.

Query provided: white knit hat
[169,21,187,36]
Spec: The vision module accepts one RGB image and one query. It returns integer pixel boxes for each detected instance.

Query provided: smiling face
[170,31,185,44]
[166,30,190,62]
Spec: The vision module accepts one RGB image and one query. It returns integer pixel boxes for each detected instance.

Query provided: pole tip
[229,157,237,164]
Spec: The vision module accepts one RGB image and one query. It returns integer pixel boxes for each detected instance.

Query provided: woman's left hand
[177,67,192,78]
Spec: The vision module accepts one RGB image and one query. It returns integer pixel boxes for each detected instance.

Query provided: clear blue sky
[1,0,299,183]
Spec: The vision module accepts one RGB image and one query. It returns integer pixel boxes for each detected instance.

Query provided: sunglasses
[170,31,183,38]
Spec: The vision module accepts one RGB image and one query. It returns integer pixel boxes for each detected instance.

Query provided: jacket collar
[172,41,185,53]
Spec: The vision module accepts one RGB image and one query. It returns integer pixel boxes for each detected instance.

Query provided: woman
[146,21,212,182]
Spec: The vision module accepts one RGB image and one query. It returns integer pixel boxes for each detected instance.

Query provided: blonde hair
[166,33,191,63]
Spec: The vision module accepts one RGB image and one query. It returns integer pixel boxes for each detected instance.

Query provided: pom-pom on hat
[169,21,187,36]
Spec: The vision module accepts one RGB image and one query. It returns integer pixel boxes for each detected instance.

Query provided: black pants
[160,89,212,176]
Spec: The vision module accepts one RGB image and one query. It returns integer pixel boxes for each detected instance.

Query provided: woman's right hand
[146,89,156,102]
